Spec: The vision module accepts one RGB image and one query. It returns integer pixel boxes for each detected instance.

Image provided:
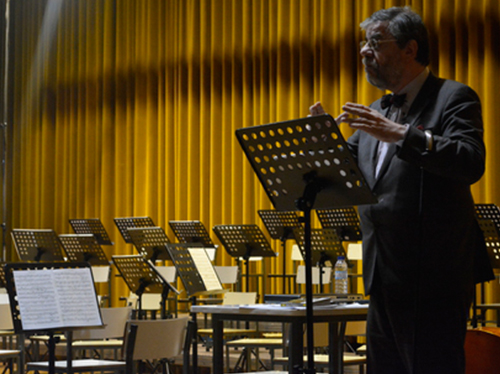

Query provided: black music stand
[316,207,362,242]
[69,218,114,245]
[213,224,276,295]
[166,243,225,297]
[59,233,112,306]
[11,229,65,262]
[477,219,500,266]
[4,262,102,374]
[59,234,109,265]
[112,254,178,319]
[166,243,225,374]
[258,209,302,293]
[169,220,214,246]
[293,227,344,292]
[474,204,500,326]
[0,262,6,288]
[127,226,171,263]
[236,114,376,374]
[113,216,155,244]
[169,220,217,262]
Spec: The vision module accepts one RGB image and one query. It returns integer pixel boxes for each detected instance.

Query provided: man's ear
[404,39,419,60]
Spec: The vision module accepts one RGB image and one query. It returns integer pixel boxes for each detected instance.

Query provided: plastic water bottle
[334,255,348,294]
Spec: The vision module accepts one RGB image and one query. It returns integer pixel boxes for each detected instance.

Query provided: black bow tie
[380,93,407,109]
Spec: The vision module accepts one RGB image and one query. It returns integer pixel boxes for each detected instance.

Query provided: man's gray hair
[361,6,430,66]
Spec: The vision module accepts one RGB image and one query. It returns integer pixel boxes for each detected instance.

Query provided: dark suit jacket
[348,73,493,300]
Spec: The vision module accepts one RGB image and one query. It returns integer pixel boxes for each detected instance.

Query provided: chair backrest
[465,327,500,374]
[296,265,332,285]
[0,289,9,305]
[291,244,303,261]
[214,266,238,285]
[222,292,257,305]
[73,307,132,340]
[0,303,13,330]
[347,243,363,260]
[129,317,190,361]
[122,322,138,372]
[140,294,162,310]
[91,266,111,283]
[126,292,163,311]
[153,266,176,283]
[282,322,329,348]
[205,247,216,262]
[305,322,329,348]
[345,321,366,336]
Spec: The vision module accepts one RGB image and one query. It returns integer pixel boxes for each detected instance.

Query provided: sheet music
[188,247,222,291]
[13,268,102,331]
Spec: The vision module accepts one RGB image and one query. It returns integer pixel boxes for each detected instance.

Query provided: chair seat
[197,328,257,336]
[0,350,20,358]
[225,338,283,348]
[274,353,366,366]
[72,339,123,350]
[27,359,126,372]
[261,332,282,339]
[357,344,367,355]
[233,372,286,374]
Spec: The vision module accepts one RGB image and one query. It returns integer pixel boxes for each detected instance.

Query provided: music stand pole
[236,114,377,374]
[190,296,199,374]
[258,210,302,294]
[296,179,322,374]
[280,234,287,292]
[48,333,57,374]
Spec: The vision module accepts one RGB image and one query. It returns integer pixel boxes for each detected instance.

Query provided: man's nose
[360,43,372,57]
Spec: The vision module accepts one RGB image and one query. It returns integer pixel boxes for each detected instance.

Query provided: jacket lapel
[402,73,440,129]
[372,73,440,184]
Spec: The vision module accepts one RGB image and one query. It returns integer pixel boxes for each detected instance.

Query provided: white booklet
[13,267,102,331]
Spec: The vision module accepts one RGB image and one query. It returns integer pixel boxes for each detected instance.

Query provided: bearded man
[310,7,493,374]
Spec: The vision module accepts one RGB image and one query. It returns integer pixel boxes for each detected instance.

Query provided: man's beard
[363,57,402,91]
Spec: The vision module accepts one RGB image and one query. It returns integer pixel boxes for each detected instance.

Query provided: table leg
[213,317,224,373]
[289,321,303,374]
[329,321,346,374]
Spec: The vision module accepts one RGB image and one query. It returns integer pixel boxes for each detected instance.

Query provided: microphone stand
[1,0,11,261]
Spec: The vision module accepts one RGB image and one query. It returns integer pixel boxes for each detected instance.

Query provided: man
[310,7,493,374]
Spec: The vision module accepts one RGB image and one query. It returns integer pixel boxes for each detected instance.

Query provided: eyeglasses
[359,38,397,51]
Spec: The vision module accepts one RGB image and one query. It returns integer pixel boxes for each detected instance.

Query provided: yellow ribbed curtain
[6,0,500,304]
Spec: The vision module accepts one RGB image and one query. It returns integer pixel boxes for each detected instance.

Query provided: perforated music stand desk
[59,233,112,307]
[113,216,155,244]
[293,228,344,266]
[112,254,178,319]
[59,234,109,266]
[236,114,376,374]
[166,243,224,374]
[69,218,113,245]
[213,224,276,295]
[11,229,66,262]
[166,243,225,298]
[316,207,362,242]
[0,262,6,288]
[476,204,500,233]
[169,220,214,246]
[258,210,302,293]
[169,220,217,262]
[293,227,344,292]
[127,226,171,263]
[474,204,500,326]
